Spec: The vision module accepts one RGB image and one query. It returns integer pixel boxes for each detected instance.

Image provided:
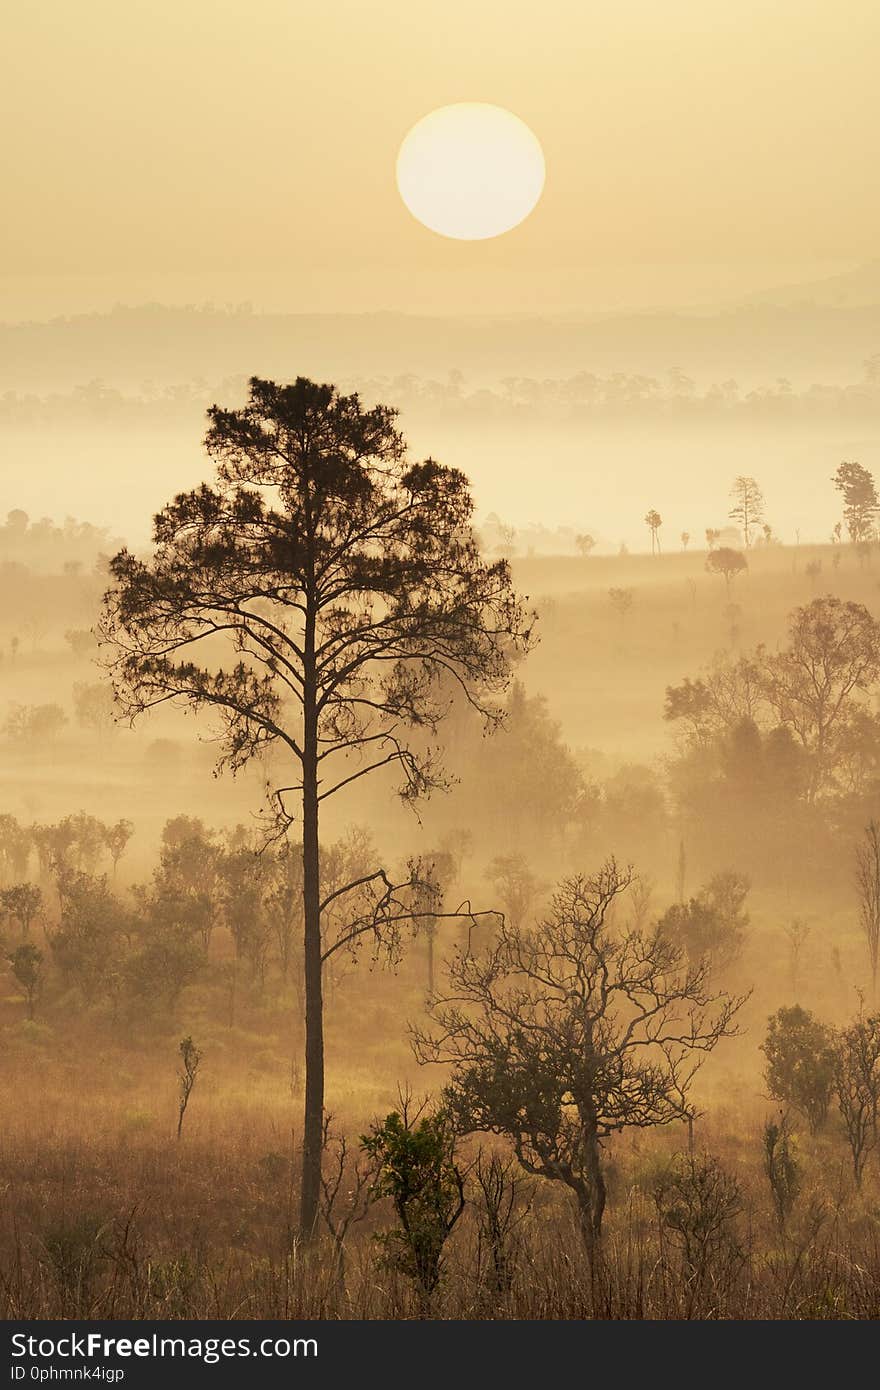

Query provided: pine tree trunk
[299,616,324,1241]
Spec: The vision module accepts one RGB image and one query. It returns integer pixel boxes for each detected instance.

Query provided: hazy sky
[3,1,879,319]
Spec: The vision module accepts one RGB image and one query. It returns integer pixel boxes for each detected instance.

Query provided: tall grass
[1,1100,877,1319]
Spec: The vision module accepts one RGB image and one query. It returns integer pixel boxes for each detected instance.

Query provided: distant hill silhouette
[2,292,880,392]
[744,259,880,309]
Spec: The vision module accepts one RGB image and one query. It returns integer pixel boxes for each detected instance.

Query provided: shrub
[361,1098,465,1305]
[761,1005,836,1134]
[654,1151,743,1282]
[762,1117,801,1233]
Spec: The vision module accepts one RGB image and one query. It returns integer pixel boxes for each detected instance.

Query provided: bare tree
[855,821,880,999]
[834,1011,880,1187]
[319,1114,376,1290]
[471,1150,533,1295]
[654,1151,742,1295]
[415,861,744,1257]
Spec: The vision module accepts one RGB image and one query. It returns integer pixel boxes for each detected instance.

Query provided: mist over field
[4,278,880,549]
[4,305,880,1318]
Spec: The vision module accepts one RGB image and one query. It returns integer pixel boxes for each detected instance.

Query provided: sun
[396,103,545,241]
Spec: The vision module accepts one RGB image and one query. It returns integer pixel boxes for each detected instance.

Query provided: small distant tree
[151,817,223,951]
[176,1036,202,1139]
[0,882,42,938]
[361,1097,465,1306]
[784,918,810,998]
[629,873,654,930]
[680,531,690,551]
[760,596,880,802]
[64,629,98,659]
[495,523,517,559]
[658,870,749,969]
[487,853,542,931]
[705,528,721,550]
[729,476,764,549]
[263,839,304,982]
[413,852,451,999]
[103,819,134,878]
[834,1011,880,1186]
[645,509,663,555]
[63,812,109,874]
[7,943,43,1019]
[855,821,880,999]
[416,863,743,1257]
[705,547,747,597]
[219,842,273,989]
[833,461,878,544]
[72,682,116,738]
[50,868,126,1004]
[126,918,204,1015]
[30,821,75,879]
[608,587,634,623]
[761,1005,835,1135]
[804,558,822,587]
[762,1116,801,1234]
[575,533,596,558]
[0,816,31,882]
[4,704,68,744]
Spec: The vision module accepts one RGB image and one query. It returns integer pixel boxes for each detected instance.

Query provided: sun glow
[396,103,545,241]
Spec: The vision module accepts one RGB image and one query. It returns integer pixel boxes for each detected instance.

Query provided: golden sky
[3,1,880,315]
